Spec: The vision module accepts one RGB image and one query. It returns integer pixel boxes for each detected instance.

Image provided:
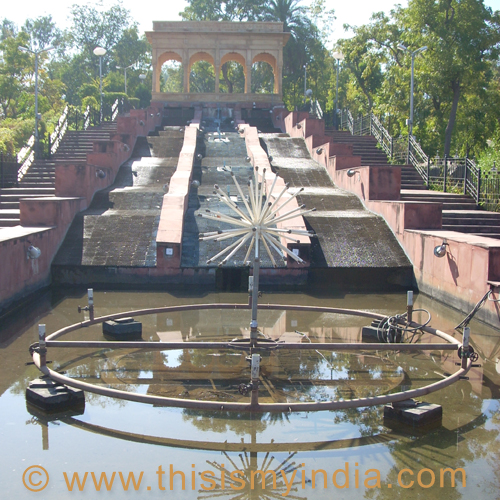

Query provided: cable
[375,309,431,344]
[455,290,491,332]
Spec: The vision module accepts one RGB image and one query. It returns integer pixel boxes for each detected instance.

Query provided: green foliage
[219,61,245,93]
[180,0,262,21]
[0,117,34,154]
[103,92,128,106]
[69,3,134,68]
[161,63,183,93]
[2,0,499,167]
[134,86,151,109]
[0,4,155,157]
[81,96,99,112]
[128,97,140,109]
[478,127,500,173]
[251,62,274,93]
[189,61,215,93]
[0,127,17,154]
[21,15,63,50]
[336,0,500,159]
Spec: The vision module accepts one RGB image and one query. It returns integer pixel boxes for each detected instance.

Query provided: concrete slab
[384,401,442,426]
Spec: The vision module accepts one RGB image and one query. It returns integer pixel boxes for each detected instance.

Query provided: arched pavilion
[146,21,290,104]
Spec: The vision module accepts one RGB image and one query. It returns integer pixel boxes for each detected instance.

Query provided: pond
[1,288,499,499]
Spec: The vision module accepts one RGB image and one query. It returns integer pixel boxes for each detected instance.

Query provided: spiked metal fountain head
[198,166,315,268]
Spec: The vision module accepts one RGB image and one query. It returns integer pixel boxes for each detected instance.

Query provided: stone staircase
[326,129,500,240]
[0,122,117,228]
[326,129,427,190]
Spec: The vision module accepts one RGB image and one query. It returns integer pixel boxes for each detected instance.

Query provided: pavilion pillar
[215,63,220,93]
[275,64,283,94]
[245,56,252,94]
[152,50,160,93]
[183,62,190,93]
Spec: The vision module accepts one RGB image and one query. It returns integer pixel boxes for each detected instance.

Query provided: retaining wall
[0,109,162,316]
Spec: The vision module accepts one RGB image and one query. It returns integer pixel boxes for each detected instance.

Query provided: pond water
[1,288,499,499]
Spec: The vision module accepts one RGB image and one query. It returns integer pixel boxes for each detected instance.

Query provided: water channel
[1,288,499,499]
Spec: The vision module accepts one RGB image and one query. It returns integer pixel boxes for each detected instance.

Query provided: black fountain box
[103,317,142,340]
[26,378,85,412]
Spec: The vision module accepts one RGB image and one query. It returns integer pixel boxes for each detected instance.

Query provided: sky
[2,0,500,44]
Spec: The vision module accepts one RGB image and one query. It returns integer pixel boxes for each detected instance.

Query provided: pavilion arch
[253,53,279,94]
[220,52,247,93]
[157,51,183,93]
[188,51,216,93]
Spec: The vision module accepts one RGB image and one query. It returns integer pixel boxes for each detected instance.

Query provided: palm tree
[263,0,305,38]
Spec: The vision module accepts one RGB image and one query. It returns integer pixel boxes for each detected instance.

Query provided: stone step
[401,184,427,190]
[471,233,500,239]
[355,146,387,151]
[402,172,425,179]
[443,218,500,227]
[358,156,389,162]
[56,145,94,151]
[0,187,55,195]
[53,152,89,157]
[353,152,386,158]
[403,201,477,210]
[55,141,93,147]
[360,160,391,165]
[442,224,500,233]
[0,218,19,227]
[400,195,476,204]
[0,201,19,209]
[0,209,20,219]
[21,172,55,178]
[18,182,55,188]
[0,194,54,204]
[400,191,475,202]
[401,181,427,188]
[329,132,376,140]
[442,210,499,219]
[25,167,55,173]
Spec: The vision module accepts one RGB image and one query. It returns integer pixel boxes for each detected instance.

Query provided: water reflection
[1,289,500,499]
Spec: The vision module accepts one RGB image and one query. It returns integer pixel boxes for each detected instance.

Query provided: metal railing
[13,99,124,184]
[17,135,35,183]
[480,172,500,211]
[339,109,498,208]
[311,99,323,120]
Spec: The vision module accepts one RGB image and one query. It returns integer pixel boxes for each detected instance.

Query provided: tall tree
[179,0,262,21]
[22,15,63,50]
[396,0,500,155]
[69,3,134,75]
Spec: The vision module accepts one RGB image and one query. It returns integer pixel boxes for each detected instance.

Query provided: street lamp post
[303,65,307,104]
[18,45,54,159]
[116,63,135,95]
[332,51,344,129]
[398,44,427,137]
[93,47,107,123]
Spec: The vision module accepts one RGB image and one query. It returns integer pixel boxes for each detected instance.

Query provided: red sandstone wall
[0,108,162,314]
[156,125,197,270]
